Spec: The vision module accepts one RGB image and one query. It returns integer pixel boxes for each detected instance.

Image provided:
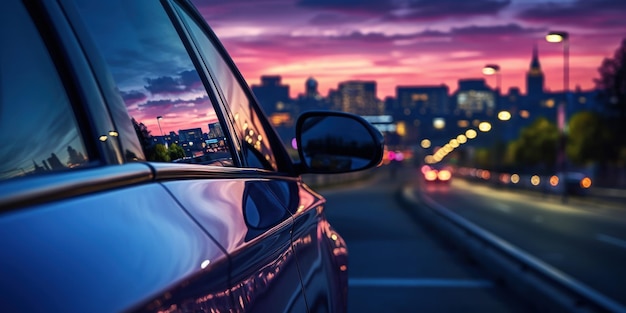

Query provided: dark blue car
[0,0,384,312]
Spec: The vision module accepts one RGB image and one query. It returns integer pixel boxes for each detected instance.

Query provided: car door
[164,2,349,312]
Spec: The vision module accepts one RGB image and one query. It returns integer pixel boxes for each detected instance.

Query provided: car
[420,164,453,184]
[553,171,593,196]
[0,1,384,312]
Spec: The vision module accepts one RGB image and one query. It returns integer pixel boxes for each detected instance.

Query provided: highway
[318,166,531,312]
[417,177,626,308]
[312,162,626,312]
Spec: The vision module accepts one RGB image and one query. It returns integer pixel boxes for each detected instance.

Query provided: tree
[168,143,185,161]
[153,144,170,162]
[566,111,612,165]
[509,117,558,170]
[594,38,626,160]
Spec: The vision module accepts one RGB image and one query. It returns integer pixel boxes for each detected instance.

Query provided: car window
[71,0,234,167]
[172,3,279,171]
[0,0,90,181]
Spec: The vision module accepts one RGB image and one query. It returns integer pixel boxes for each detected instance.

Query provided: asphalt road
[319,166,532,313]
[417,176,626,308]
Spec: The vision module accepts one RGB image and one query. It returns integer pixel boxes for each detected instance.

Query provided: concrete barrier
[400,184,626,313]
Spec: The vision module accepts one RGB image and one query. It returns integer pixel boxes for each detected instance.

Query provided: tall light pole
[156,115,168,149]
[546,31,569,202]
[482,64,501,100]
[483,64,505,170]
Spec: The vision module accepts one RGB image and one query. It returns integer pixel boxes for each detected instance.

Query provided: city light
[511,174,520,184]
[482,67,497,75]
[421,139,432,149]
[531,175,541,186]
[457,134,468,144]
[498,111,511,121]
[550,175,559,187]
[466,129,478,139]
[478,122,492,132]
[546,31,568,43]
[433,118,445,130]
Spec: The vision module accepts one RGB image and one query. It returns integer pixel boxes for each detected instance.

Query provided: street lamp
[482,64,501,95]
[156,115,168,149]
[483,64,504,170]
[546,30,569,202]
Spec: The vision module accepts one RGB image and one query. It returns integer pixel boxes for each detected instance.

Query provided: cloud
[296,0,395,15]
[516,0,626,28]
[120,90,148,106]
[139,96,210,109]
[449,23,545,38]
[144,70,203,95]
[296,0,511,20]
[399,0,511,20]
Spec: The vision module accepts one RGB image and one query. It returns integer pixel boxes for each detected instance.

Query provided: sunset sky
[190,0,626,99]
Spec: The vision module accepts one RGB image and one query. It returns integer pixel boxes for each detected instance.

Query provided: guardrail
[301,169,375,189]
[401,184,626,313]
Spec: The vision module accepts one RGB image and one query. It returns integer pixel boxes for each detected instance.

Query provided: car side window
[71,0,234,167]
[172,3,279,171]
[0,0,90,181]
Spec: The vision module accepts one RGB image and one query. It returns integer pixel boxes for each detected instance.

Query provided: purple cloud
[120,90,148,106]
[144,70,203,95]
[297,0,510,20]
[297,0,394,14]
[140,96,210,109]
[517,0,626,28]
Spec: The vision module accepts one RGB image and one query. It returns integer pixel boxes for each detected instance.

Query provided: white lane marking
[494,203,511,213]
[596,233,626,250]
[349,278,493,288]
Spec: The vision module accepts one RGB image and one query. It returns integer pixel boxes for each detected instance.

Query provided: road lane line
[494,203,511,213]
[349,278,493,288]
[596,233,626,250]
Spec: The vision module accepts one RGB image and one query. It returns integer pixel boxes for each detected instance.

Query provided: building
[251,75,291,116]
[396,85,449,116]
[179,127,204,157]
[330,80,383,116]
[526,45,545,106]
[454,78,495,115]
[394,85,450,145]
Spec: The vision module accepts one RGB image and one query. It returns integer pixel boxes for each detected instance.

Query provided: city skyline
[190,0,626,98]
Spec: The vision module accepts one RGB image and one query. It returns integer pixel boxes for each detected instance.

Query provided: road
[319,166,531,312]
[417,175,626,308]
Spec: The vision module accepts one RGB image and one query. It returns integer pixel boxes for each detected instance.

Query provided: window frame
[164,0,296,174]
[159,0,243,168]
[0,0,110,181]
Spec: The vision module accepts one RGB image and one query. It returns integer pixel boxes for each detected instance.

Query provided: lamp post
[482,64,501,99]
[546,31,569,202]
[483,64,503,170]
[156,115,168,149]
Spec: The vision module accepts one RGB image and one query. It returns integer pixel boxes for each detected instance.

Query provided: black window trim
[159,0,244,168]
[56,0,149,163]
[22,0,106,165]
[166,0,296,174]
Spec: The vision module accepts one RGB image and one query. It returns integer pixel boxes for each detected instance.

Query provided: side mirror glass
[296,111,384,174]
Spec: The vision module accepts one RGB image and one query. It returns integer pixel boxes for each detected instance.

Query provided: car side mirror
[295,111,384,174]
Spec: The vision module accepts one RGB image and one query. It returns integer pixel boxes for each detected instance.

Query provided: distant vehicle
[555,171,593,196]
[421,164,453,184]
[0,0,384,312]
